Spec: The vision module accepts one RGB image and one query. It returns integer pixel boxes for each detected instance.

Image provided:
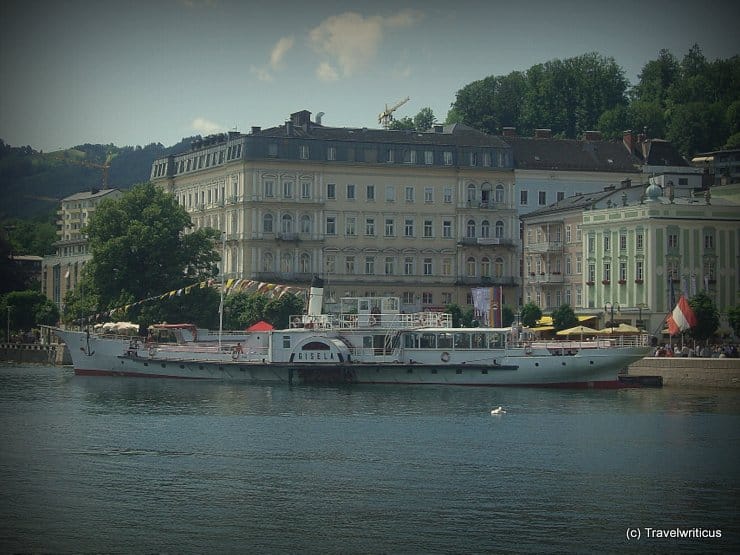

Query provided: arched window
[481,182,492,205]
[300,215,311,234]
[262,252,274,272]
[481,220,490,238]
[299,253,311,273]
[481,257,491,277]
[466,256,476,277]
[281,253,293,273]
[494,257,504,278]
[263,213,273,233]
[495,220,504,238]
[467,219,476,238]
[467,183,477,203]
[495,183,505,204]
[281,213,293,234]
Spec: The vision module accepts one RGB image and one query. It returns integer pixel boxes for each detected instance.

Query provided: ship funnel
[307,275,324,316]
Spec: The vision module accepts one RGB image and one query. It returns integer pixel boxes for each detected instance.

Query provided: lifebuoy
[441,351,450,362]
[148,347,156,357]
[231,351,240,361]
[369,315,378,326]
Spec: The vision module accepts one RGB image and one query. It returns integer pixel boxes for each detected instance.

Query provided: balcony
[276,232,300,242]
[455,276,519,287]
[458,237,517,248]
[527,273,565,285]
[526,241,563,254]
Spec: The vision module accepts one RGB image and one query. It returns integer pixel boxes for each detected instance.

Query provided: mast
[218,232,226,349]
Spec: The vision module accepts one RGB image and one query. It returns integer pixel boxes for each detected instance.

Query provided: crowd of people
[654,342,738,358]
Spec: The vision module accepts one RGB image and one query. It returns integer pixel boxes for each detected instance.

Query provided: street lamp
[604,302,620,327]
[635,302,648,331]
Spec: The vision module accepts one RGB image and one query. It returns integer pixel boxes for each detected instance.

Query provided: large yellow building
[151,110,519,312]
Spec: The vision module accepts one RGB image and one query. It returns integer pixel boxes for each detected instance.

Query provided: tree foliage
[520,302,542,328]
[63,182,221,324]
[448,45,740,156]
[727,306,740,337]
[1,290,60,337]
[688,291,720,343]
[551,304,578,331]
[223,292,304,330]
[389,107,436,131]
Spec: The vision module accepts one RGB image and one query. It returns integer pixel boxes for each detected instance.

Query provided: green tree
[388,107,436,131]
[445,303,463,327]
[224,292,269,329]
[501,306,515,327]
[66,182,221,322]
[264,294,305,329]
[688,291,719,343]
[520,302,542,328]
[632,48,680,107]
[551,304,578,331]
[1,290,59,337]
[727,306,740,337]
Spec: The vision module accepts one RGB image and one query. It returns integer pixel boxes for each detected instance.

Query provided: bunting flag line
[81,277,307,324]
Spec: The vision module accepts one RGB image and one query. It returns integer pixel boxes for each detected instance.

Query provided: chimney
[534,128,552,139]
[584,130,602,141]
[251,126,261,134]
[285,120,293,136]
[502,127,516,137]
[290,110,312,128]
[433,124,443,133]
[623,130,635,153]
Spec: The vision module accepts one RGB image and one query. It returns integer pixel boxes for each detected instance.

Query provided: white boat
[54,278,652,387]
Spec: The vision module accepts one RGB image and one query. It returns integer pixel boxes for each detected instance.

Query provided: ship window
[283,336,291,348]
[456,369,463,374]
[303,341,329,350]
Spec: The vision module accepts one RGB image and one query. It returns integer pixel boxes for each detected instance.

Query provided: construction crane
[378,96,410,129]
[49,151,115,189]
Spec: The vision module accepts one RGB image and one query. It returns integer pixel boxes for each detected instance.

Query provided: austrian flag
[667,296,698,335]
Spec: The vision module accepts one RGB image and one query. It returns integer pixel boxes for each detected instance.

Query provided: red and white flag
[667,296,697,335]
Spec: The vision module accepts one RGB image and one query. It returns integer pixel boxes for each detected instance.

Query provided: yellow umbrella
[556,325,600,336]
[615,323,640,334]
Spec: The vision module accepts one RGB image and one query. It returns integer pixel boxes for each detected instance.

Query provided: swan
[490,406,506,415]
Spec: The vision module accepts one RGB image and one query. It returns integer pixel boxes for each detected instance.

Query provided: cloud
[309,10,422,78]
[250,65,273,82]
[316,62,339,82]
[270,36,294,69]
[191,117,222,135]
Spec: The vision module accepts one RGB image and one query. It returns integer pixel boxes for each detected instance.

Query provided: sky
[1,0,738,153]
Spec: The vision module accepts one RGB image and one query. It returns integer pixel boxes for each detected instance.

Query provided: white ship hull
[55,328,650,387]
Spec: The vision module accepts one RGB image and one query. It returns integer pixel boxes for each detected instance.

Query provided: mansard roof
[504,136,642,172]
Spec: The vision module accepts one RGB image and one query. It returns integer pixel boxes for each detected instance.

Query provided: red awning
[247,320,274,331]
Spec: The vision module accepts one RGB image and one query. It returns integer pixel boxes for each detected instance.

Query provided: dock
[626,357,740,388]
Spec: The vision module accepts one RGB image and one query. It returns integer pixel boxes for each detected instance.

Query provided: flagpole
[218,232,226,349]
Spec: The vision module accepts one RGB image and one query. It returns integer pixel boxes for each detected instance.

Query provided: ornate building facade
[151,111,519,312]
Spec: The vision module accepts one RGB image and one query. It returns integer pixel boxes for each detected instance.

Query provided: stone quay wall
[627,357,740,388]
[0,343,71,366]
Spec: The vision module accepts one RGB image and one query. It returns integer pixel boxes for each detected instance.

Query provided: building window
[299,145,309,159]
[385,218,395,237]
[443,151,453,166]
[619,261,627,281]
[281,214,293,234]
[469,152,477,166]
[384,257,394,275]
[404,257,414,276]
[263,213,273,233]
[704,233,714,249]
[300,215,311,234]
[495,184,504,204]
[405,186,414,202]
[443,187,453,203]
[346,184,355,200]
[538,191,546,205]
[366,185,375,201]
[404,218,414,237]
[301,182,311,199]
[262,252,274,272]
[327,146,336,161]
[268,143,277,157]
[424,187,433,203]
[636,260,643,281]
[402,291,414,304]
[365,218,375,236]
[603,262,611,282]
[264,180,274,198]
[467,184,476,204]
[588,263,595,283]
[668,232,679,249]
[481,257,491,277]
[587,235,595,254]
[386,149,395,163]
[466,257,476,277]
[300,253,311,273]
[443,220,452,238]
[557,191,565,202]
[576,225,582,241]
[282,181,293,199]
[565,225,571,243]
[481,220,490,238]
[466,219,476,238]
[442,292,452,305]
[423,219,433,238]
[385,186,395,202]
[495,221,504,239]
[520,190,528,205]
[325,216,336,235]
[345,216,356,236]
[423,258,433,276]
[442,258,452,276]
[327,183,336,199]
[365,256,375,275]
[422,292,433,305]
[424,151,433,165]
[603,234,610,251]
[345,256,355,274]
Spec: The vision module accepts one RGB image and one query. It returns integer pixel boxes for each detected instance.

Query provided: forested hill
[0,137,195,220]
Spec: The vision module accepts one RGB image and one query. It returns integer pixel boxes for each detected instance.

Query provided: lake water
[1,364,738,553]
